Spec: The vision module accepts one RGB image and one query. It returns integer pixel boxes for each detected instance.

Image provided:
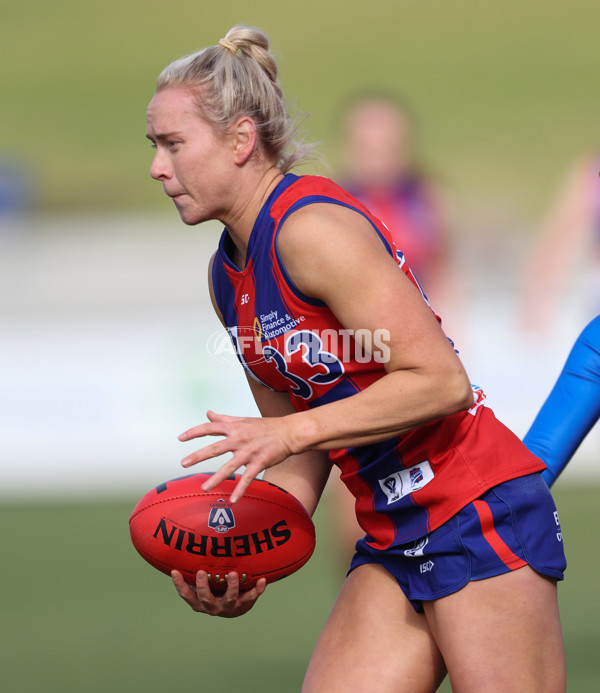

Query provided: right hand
[171,569,267,617]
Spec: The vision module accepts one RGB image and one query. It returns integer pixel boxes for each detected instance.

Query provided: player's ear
[232,117,257,165]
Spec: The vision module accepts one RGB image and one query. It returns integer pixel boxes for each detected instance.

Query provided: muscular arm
[523,315,600,486]
[276,203,473,453]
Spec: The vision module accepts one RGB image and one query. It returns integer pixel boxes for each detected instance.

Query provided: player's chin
[177,210,202,226]
[173,200,208,226]
[179,213,204,226]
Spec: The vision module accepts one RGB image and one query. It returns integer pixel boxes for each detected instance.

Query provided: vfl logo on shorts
[208,500,235,533]
[379,461,434,505]
[554,510,563,542]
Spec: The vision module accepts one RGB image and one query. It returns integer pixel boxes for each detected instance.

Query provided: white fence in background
[0,214,598,499]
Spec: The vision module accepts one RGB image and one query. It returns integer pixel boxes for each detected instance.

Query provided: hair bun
[218,38,237,55]
[155,24,312,174]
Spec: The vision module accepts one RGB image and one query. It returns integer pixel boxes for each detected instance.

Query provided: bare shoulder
[278,202,382,252]
[276,202,397,299]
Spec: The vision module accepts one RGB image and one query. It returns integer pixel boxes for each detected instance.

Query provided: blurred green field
[0,483,598,692]
[1,0,599,218]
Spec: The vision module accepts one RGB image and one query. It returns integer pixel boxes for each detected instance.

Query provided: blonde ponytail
[156,26,311,173]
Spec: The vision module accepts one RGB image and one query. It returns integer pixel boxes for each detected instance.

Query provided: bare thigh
[302,563,447,693]
[328,474,365,566]
[423,566,565,693]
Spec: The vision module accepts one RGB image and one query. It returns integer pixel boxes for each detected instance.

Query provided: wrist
[285,410,322,455]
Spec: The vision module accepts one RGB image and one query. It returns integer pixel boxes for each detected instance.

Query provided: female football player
[146,25,566,692]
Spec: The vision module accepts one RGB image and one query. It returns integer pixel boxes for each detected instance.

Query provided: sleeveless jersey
[212,174,545,548]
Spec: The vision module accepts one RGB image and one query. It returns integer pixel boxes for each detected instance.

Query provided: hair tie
[218,38,238,55]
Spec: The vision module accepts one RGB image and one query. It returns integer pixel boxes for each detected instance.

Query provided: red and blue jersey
[212,174,545,548]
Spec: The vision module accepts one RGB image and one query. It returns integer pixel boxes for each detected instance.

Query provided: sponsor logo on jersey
[254,310,307,340]
[404,537,429,557]
[208,500,235,533]
[253,316,262,340]
[379,461,434,505]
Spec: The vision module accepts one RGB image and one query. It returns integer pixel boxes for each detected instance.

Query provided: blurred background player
[523,314,600,487]
[521,153,600,335]
[334,92,462,317]
[328,92,465,562]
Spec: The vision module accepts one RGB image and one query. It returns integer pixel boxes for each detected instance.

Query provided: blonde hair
[156,26,310,173]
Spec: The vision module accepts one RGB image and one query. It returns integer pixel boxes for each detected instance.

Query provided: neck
[223,166,285,267]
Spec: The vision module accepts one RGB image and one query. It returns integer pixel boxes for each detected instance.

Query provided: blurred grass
[1,0,599,217]
[0,483,598,692]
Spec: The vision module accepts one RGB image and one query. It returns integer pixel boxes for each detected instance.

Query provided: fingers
[220,574,268,617]
[178,412,240,441]
[171,570,200,606]
[207,410,242,423]
[253,577,268,597]
[178,419,227,442]
[200,458,248,495]
[177,412,290,500]
[171,570,266,617]
[179,414,246,470]
[193,569,219,603]
[230,469,259,503]
[181,439,234,468]
[220,572,242,612]
[199,455,265,500]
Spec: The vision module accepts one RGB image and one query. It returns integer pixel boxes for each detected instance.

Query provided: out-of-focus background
[1,1,599,691]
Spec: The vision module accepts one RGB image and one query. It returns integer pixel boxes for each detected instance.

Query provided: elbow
[441,370,473,417]
[458,379,475,412]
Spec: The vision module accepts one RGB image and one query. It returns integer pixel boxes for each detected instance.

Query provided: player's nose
[150,149,171,181]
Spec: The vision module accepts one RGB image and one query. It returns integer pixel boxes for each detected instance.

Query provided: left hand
[178,410,296,501]
[171,569,267,617]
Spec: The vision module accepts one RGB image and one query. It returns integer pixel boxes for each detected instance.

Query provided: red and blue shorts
[349,473,566,612]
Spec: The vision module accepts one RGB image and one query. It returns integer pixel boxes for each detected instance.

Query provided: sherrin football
[129,473,316,592]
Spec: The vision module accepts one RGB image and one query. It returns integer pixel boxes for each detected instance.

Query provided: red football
[129,473,316,592]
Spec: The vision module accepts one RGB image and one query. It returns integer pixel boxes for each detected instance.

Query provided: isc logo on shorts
[379,461,434,505]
